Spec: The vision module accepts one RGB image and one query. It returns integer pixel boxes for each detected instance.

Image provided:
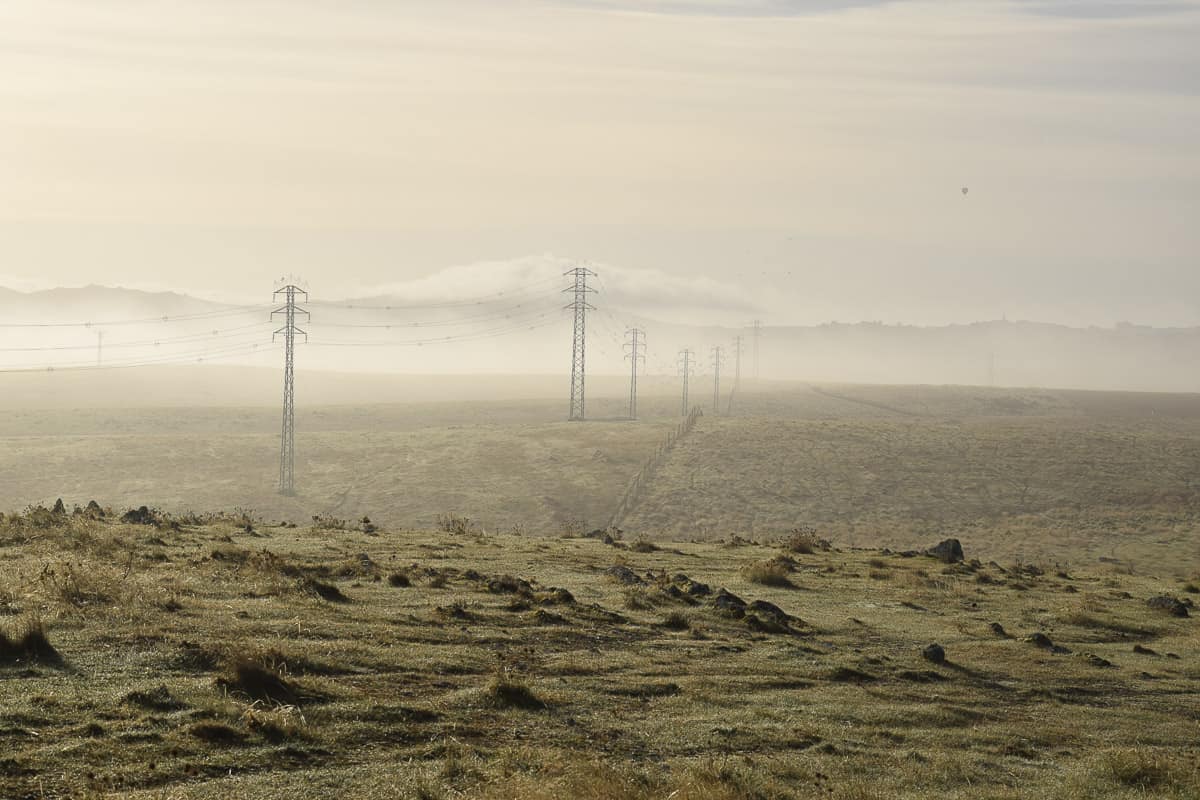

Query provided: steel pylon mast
[624,328,646,420]
[751,319,762,380]
[272,282,309,496]
[711,345,725,416]
[727,335,743,415]
[564,266,597,421]
[677,348,695,417]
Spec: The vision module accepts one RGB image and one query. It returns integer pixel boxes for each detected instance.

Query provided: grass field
[0,509,1197,799]
[2,381,1199,574]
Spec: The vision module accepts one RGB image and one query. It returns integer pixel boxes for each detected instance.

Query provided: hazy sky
[1,0,1197,325]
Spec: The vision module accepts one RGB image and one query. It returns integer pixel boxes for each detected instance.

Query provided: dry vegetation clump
[217,659,304,705]
[782,527,831,554]
[39,561,126,608]
[436,512,477,536]
[1095,748,1198,793]
[299,576,349,602]
[0,616,59,665]
[741,557,795,588]
[481,676,546,711]
[660,611,690,631]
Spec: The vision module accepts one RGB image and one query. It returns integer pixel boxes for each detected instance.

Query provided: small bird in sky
[962,187,969,196]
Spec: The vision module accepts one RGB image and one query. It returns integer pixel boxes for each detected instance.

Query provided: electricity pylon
[564,266,597,421]
[624,328,646,420]
[727,335,743,415]
[751,319,762,380]
[677,348,695,417]
[711,345,725,415]
[272,282,309,496]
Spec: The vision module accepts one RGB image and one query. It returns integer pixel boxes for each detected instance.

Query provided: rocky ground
[0,504,1198,799]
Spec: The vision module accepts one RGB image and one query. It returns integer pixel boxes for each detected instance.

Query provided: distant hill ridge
[1,284,1199,391]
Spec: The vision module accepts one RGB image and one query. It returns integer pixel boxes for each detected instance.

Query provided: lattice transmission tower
[272,282,309,496]
[677,348,695,417]
[624,327,646,420]
[711,345,725,416]
[751,319,762,380]
[564,266,597,421]
[727,335,743,415]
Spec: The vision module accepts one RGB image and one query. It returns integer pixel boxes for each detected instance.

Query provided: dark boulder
[749,600,792,626]
[121,506,157,525]
[926,539,964,564]
[922,643,946,664]
[713,589,747,618]
[1146,596,1189,618]
[606,565,643,586]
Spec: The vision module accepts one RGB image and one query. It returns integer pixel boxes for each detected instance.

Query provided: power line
[564,266,597,422]
[0,304,272,329]
[0,340,277,373]
[307,276,563,311]
[0,322,272,353]
[306,313,562,348]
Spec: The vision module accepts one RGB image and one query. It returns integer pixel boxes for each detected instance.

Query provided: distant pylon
[711,345,725,415]
[677,348,695,417]
[727,335,743,415]
[624,328,646,420]
[272,282,309,496]
[564,266,597,421]
[751,319,762,380]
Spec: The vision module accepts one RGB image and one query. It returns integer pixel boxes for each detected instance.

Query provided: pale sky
[0,0,1197,325]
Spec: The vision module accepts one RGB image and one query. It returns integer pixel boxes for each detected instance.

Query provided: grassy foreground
[1,507,1198,799]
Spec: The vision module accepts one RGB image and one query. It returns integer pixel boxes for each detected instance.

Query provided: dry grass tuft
[482,677,546,711]
[741,559,794,588]
[217,659,302,705]
[0,616,60,665]
[1098,748,1193,792]
[660,611,690,631]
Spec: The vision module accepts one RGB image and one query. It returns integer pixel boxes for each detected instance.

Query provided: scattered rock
[713,589,747,618]
[540,587,575,605]
[926,539,964,564]
[1132,644,1158,656]
[1025,632,1070,654]
[1146,596,1189,618]
[660,585,696,604]
[122,686,186,712]
[683,580,712,597]
[121,506,157,525]
[605,566,643,586]
[532,609,568,625]
[748,600,793,626]
[922,644,946,664]
[989,622,1009,637]
[1025,632,1054,649]
[1082,653,1114,668]
[487,575,533,595]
